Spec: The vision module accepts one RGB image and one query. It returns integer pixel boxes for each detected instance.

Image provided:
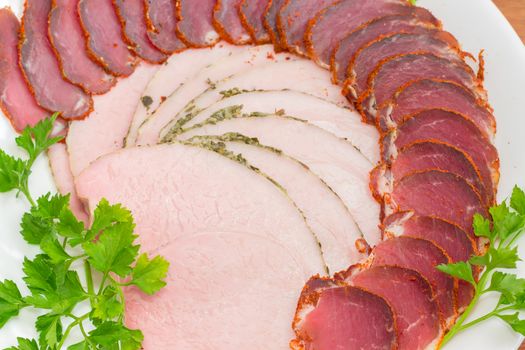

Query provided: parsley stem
[84,260,95,308]
[19,185,35,207]
[57,313,89,349]
[457,305,515,331]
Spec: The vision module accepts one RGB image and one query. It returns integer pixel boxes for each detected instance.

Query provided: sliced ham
[135,45,296,146]
[78,0,137,77]
[382,108,499,205]
[239,0,271,44]
[125,43,241,146]
[143,0,185,54]
[213,0,252,44]
[113,0,168,63]
[357,53,484,123]
[19,0,92,119]
[0,8,49,131]
[176,0,220,47]
[263,0,286,49]
[277,0,336,56]
[377,79,496,137]
[370,237,456,328]
[178,116,381,246]
[48,0,115,94]
[178,90,379,163]
[331,11,440,84]
[347,266,442,350]
[67,63,159,177]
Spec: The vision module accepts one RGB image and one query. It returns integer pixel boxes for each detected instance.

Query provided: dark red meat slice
[263,0,286,49]
[0,8,50,131]
[144,0,185,54]
[331,11,440,84]
[19,0,92,119]
[49,0,115,94]
[348,266,442,350]
[213,0,252,44]
[382,109,499,205]
[356,53,484,124]
[239,0,271,44]
[370,237,456,328]
[346,32,463,104]
[176,0,220,47]
[277,0,336,56]
[378,79,496,137]
[113,0,168,62]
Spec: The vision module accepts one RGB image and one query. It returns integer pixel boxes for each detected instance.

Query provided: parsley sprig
[438,186,525,347]
[0,117,169,349]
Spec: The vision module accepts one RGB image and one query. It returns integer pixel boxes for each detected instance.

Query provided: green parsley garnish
[438,186,525,347]
[0,116,169,349]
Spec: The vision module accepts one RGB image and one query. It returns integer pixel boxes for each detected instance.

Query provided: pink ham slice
[48,0,115,94]
[176,0,220,47]
[347,266,442,350]
[19,0,92,119]
[377,79,496,137]
[357,53,484,123]
[143,0,185,54]
[239,0,271,44]
[331,11,440,84]
[0,8,49,131]
[113,0,168,63]
[78,0,137,77]
[277,0,336,56]
[370,237,456,328]
[213,0,252,44]
[382,108,499,205]
[263,0,286,49]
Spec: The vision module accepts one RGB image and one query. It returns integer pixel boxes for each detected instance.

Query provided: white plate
[0,0,524,348]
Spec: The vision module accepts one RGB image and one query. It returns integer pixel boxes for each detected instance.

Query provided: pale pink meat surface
[177,0,219,47]
[239,0,271,43]
[213,0,252,44]
[144,0,185,54]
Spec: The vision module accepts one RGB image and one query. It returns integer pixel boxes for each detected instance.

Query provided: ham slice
[78,0,137,77]
[113,0,168,63]
[19,0,92,119]
[48,0,115,94]
[176,0,220,47]
[0,8,49,131]
[277,0,336,56]
[213,0,252,44]
[67,63,159,177]
[178,116,381,246]
[378,79,496,137]
[143,0,185,54]
[239,0,271,44]
[331,11,440,84]
[263,0,286,49]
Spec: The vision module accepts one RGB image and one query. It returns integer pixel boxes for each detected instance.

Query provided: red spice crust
[212,0,252,45]
[238,0,270,45]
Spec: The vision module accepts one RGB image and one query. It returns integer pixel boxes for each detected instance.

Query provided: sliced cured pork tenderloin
[176,0,220,47]
[291,280,397,350]
[19,0,92,119]
[0,8,49,131]
[377,79,496,137]
[125,44,242,146]
[49,0,115,94]
[213,0,252,44]
[78,0,137,77]
[370,236,456,328]
[263,0,286,49]
[356,53,485,124]
[331,10,440,84]
[113,0,168,63]
[177,116,381,246]
[67,63,159,177]
[345,31,464,105]
[347,265,443,350]
[305,0,440,68]
[383,213,476,310]
[190,138,366,272]
[178,90,379,163]
[143,0,185,54]
[160,59,350,141]
[76,143,326,273]
[135,45,296,146]
[382,109,499,205]
[277,0,337,56]
[239,0,271,44]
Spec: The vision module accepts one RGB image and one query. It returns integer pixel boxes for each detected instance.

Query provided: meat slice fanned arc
[176,0,220,47]
[239,0,271,44]
[143,0,185,54]
[213,0,252,44]
[263,0,287,49]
